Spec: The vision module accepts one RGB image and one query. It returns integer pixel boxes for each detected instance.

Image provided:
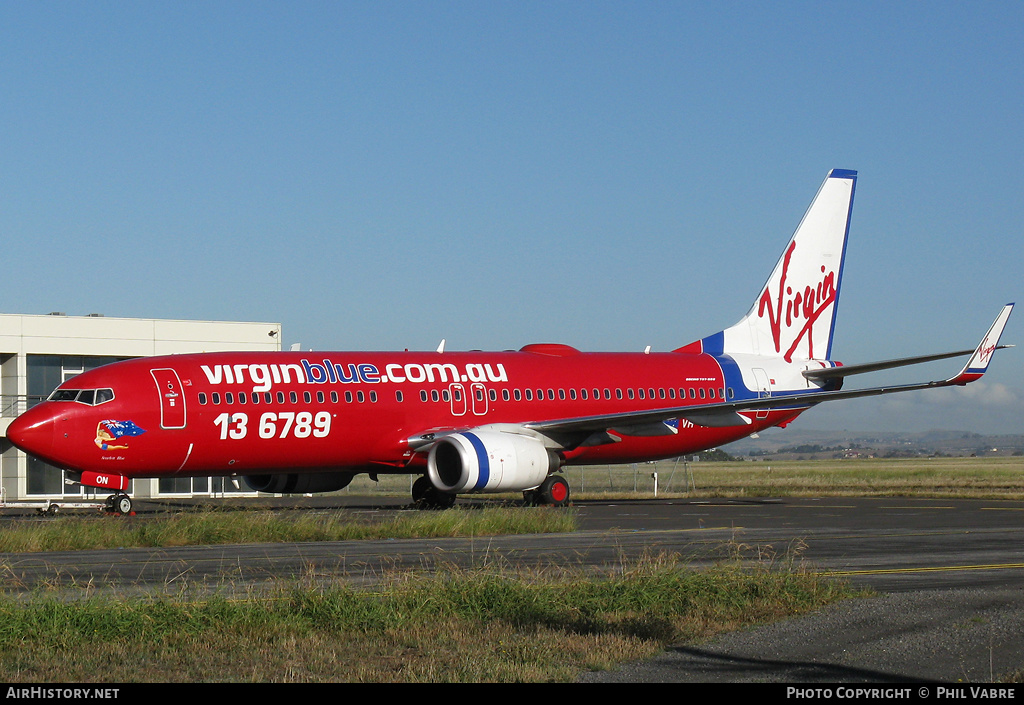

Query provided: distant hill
[720,428,1024,460]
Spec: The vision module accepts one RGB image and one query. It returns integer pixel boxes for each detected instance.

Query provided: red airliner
[6,170,1014,512]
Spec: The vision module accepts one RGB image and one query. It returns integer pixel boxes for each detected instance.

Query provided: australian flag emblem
[101,420,146,438]
[95,419,146,450]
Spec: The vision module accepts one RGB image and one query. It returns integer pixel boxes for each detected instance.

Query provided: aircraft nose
[6,406,57,459]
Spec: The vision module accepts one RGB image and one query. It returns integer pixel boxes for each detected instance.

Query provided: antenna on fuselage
[437,339,446,353]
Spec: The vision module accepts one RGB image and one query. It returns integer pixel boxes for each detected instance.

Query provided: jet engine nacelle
[426,430,560,494]
[243,472,355,494]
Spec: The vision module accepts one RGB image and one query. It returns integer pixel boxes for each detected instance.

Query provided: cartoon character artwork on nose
[94,420,146,450]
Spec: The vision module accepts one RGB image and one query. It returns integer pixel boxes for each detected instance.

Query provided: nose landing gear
[104,493,134,515]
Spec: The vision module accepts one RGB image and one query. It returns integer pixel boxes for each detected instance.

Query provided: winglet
[947,304,1014,385]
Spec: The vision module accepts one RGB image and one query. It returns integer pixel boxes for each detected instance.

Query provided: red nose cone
[6,406,56,461]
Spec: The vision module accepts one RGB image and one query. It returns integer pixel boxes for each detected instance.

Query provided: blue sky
[3,2,1022,434]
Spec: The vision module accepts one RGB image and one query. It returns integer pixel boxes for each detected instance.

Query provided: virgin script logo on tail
[978,336,997,364]
[757,241,837,362]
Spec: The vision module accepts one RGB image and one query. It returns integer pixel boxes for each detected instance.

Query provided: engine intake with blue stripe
[426,430,559,494]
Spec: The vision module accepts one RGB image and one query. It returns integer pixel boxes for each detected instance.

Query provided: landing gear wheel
[411,476,456,510]
[537,475,570,507]
[107,493,133,515]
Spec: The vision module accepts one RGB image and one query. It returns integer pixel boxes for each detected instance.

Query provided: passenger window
[198,393,208,405]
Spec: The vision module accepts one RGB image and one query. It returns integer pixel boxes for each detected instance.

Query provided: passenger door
[151,368,187,429]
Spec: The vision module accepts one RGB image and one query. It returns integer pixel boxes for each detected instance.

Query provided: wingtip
[947,304,1014,384]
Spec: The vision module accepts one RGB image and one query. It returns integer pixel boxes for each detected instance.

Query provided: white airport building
[0,313,282,502]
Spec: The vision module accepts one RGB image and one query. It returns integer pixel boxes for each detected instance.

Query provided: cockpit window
[47,388,115,406]
[48,389,80,402]
[95,388,114,404]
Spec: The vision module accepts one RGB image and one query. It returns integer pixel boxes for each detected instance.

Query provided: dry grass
[570,456,1024,499]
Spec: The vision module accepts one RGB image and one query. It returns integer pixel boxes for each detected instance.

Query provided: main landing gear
[523,474,571,508]
[411,474,571,509]
[103,493,134,515]
[412,476,456,510]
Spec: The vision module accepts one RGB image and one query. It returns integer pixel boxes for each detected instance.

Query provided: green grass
[0,506,577,553]
[0,553,855,682]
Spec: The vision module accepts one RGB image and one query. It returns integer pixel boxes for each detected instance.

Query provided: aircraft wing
[527,303,1014,446]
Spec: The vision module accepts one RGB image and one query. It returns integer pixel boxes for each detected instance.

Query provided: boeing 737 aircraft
[6,170,1014,512]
